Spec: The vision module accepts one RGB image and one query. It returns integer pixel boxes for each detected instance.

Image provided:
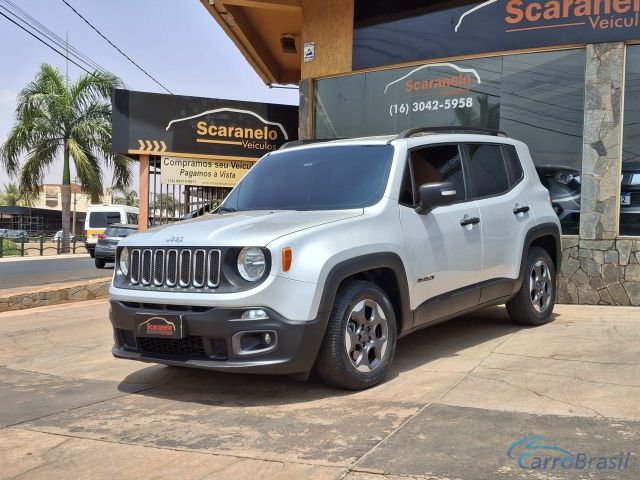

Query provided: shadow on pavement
[119,305,556,406]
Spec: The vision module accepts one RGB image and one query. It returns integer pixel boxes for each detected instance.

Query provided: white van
[84,205,139,258]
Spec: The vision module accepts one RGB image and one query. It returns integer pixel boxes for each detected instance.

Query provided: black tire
[506,247,556,326]
[95,257,106,269]
[88,249,95,258]
[315,280,397,390]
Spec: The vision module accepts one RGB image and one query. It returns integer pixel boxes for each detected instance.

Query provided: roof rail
[397,126,508,139]
[279,138,343,150]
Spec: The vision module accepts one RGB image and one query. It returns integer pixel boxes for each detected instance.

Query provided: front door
[398,144,483,327]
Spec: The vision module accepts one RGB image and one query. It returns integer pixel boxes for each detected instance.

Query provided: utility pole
[72,177,78,236]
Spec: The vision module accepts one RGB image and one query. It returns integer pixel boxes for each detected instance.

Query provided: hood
[120,209,363,247]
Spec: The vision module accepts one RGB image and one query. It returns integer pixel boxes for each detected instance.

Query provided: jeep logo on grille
[166,236,184,243]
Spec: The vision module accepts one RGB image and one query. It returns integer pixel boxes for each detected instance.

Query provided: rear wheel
[95,257,106,269]
[88,249,95,258]
[315,280,397,390]
[506,247,556,326]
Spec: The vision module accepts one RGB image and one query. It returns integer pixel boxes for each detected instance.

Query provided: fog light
[242,309,268,320]
[263,332,272,345]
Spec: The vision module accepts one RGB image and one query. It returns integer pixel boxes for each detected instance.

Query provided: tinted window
[222,145,394,211]
[104,227,135,237]
[503,145,524,186]
[89,212,121,228]
[409,145,465,203]
[127,213,139,224]
[399,163,414,205]
[467,144,509,198]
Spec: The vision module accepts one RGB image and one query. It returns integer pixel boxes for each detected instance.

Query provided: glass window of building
[314,49,586,234]
[621,45,640,236]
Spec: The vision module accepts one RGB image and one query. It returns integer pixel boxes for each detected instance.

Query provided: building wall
[557,42,640,305]
[301,0,353,80]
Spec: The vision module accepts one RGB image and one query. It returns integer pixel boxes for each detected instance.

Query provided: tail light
[98,234,106,240]
[83,230,87,241]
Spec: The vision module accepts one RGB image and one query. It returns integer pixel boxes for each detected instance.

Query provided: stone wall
[557,42,633,305]
[558,237,640,305]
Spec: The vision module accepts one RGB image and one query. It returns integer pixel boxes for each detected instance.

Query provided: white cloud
[0,89,17,106]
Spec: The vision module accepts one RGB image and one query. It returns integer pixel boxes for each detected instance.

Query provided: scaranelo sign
[111,90,298,160]
[354,0,640,69]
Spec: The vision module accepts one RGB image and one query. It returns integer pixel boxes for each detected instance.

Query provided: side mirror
[415,181,458,214]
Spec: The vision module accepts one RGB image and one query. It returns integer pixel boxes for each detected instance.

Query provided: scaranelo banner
[160,156,255,188]
[111,90,298,160]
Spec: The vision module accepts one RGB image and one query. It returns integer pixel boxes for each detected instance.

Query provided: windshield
[221,145,394,211]
[89,211,121,228]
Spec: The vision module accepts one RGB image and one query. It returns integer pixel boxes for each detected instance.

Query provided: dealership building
[197,0,640,306]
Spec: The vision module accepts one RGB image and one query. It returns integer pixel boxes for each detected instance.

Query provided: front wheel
[506,247,556,326]
[315,280,397,390]
[95,257,106,269]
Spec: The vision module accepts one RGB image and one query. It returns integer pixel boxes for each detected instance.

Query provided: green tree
[114,188,138,207]
[0,182,36,207]
[152,193,182,217]
[0,64,132,252]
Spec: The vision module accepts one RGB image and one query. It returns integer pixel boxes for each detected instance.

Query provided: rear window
[104,227,135,237]
[89,212,121,228]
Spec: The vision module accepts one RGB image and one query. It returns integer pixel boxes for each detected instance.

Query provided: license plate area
[136,313,184,339]
[621,192,631,206]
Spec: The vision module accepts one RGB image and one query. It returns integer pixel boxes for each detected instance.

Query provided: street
[0,300,638,479]
[0,256,111,289]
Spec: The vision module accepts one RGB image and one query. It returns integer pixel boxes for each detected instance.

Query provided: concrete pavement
[0,301,638,479]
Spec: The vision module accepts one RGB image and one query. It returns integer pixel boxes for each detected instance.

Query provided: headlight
[118,247,129,276]
[237,247,266,282]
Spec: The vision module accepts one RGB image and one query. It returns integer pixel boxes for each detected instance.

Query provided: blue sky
[0,0,297,187]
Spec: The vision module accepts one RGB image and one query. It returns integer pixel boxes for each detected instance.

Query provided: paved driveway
[0,301,638,479]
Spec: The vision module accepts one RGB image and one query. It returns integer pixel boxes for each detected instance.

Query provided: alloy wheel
[530,259,552,313]
[344,299,389,372]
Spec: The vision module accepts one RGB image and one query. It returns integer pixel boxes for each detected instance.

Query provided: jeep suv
[109,127,561,390]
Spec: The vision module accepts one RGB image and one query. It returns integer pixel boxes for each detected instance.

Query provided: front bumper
[109,301,329,375]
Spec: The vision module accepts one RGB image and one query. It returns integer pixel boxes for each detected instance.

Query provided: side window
[409,144,466,203]
[399,162,414,205]
[466,144,510,198]
[503,145,524,186]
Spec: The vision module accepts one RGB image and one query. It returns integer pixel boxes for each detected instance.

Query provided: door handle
[460,216,480,227]
[513,205,530,215]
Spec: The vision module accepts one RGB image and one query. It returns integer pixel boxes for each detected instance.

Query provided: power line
[0,8,93,75]
[59,0,173,94]
[0,0,113,77]
[2,0,109,75]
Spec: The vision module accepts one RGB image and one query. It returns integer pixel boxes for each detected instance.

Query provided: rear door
[398,144,483,327]
[465,143,536,299]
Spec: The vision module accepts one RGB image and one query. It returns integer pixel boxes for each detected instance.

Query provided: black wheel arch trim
[317,252,413,333]
[515,222,562,292]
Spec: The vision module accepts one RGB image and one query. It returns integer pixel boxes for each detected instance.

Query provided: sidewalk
[0,253,88,263]
[0,301,638,479]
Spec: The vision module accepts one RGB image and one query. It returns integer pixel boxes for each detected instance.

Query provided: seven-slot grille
[129,248,221,289]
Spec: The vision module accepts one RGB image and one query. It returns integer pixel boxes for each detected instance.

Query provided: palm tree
[0,64,132,252]
[113,188,138,207]
[0,182,36,207]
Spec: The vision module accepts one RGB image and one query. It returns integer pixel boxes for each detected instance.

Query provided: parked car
[109,128,561,390]
[85,204,139,258]
[52,230,75,242]
[0,229,28,240]
[536,166,581,235]
[94,224,138,269]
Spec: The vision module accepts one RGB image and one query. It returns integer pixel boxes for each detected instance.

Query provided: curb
[0,278,111,313]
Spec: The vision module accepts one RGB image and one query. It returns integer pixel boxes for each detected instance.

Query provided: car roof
[106,224,138,229]
[275,133,518,154]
